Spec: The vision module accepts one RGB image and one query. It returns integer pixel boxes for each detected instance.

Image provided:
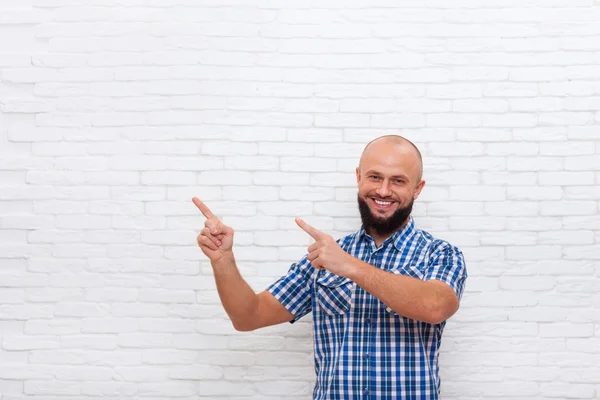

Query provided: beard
[357,194,413,238]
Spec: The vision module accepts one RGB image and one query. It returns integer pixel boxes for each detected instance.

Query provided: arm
[192,197,294,332]
[345,259,458,324]
[210,253,294,332]
[296,218,466,325]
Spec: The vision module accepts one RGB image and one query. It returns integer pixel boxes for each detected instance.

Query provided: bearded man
[194,135,468,400]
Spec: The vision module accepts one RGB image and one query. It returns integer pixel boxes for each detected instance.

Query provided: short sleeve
[425,244,467,302]
[266,256,314,323]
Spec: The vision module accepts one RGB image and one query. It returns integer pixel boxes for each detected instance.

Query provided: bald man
[194,135,467,400]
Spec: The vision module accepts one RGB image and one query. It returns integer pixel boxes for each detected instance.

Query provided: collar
[357,216,417,252]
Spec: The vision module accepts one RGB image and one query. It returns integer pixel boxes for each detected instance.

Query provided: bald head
[359,135,423,183]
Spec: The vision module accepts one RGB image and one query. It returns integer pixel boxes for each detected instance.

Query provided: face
[355,142,425,238]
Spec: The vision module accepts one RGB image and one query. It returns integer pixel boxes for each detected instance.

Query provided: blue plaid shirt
[267,217,467,400]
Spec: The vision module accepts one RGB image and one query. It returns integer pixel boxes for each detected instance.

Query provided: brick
[509,97,563,112]
[449,157,506,172]
[513,127,567,141]
[510,67,566,81]
[569,126,600,139]
[540,323,594,338]
[507,156,563,171]
[453,99,508,113]
[2,336,59,351]
[371,113,427,128]
[141,171,196,185]
[485,202,539,216]
[449,186,505,201]
[203,141,257,156]
[507,246,562,261]
[499,276,556,291]
[429,202,485,216]
[24,381,81,395]
[540,142,595,156]
[539,111,594,126]
[507,187,563,201]
[288,129,342,143]
[25,319,80,335]
[539,172,595,185]
[484,82,538,97]
[564,186,600,200]
[540,81,600,97]
[427,113,481,128]
[224,156,279,171]
[541,201,597,216]
[429,142,485,156]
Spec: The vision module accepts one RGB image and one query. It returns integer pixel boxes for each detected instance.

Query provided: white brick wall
[1,1,599,399]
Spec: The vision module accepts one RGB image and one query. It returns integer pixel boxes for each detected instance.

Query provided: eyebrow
[365,171,410,180]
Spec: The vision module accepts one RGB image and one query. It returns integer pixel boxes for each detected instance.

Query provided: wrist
[212,250,235,269]
[343,255,363,280]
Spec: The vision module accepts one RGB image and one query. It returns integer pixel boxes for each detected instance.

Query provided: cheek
[392,188,412,202]
[358,183,373,196]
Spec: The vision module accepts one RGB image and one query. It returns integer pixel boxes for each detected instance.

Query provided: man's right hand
[193,197,235,264]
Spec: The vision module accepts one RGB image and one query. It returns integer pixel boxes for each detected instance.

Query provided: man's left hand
[296,218,355,277]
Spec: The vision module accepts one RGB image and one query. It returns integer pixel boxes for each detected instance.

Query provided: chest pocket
[315,271,354,316]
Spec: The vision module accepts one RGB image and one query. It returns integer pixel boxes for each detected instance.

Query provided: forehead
[360,143,420,180]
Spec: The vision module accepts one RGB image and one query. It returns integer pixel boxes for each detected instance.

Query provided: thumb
[295,218,324,240]
[219,222,234,237]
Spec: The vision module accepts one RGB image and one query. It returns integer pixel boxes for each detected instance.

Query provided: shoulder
[414,226,465,264]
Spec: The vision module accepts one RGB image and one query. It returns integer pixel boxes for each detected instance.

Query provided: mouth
[370,197,396,210]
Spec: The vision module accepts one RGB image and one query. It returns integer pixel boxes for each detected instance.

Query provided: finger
[221,224,234,237]
[201,227,222,247]
[311,257,324,270]
[198,233,218,251]
[202,227,222,246]
[192,197,216,220]
[205,219,222,235]
[308,242,319,253]
[295,218,324,241]
[308,249,318,262]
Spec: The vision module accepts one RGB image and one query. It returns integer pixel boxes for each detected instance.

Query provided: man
[193,135,467,399]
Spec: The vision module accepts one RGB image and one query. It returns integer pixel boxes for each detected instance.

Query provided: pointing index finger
[295,218,324,240]
[192,197,216,220]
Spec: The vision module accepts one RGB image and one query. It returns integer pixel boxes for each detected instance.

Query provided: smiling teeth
[375,200,392,206]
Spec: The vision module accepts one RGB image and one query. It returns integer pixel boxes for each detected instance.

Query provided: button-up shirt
[267,217,467,399]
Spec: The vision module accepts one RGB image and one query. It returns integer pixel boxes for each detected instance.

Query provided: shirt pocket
[315,272,354,317]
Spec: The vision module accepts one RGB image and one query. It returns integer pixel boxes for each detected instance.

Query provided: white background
[1,0,600,399]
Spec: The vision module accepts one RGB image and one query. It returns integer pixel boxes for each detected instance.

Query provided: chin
[371,204,398,217]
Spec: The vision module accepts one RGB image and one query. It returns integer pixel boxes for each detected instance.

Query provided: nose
[375,180,392,198]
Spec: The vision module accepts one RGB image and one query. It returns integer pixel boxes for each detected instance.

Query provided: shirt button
[365,318,371,324]
[363,388,369,396]
[364,352,370,359]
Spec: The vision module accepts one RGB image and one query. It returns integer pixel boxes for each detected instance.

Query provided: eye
[393,179,404,184]
[369,175,380,180]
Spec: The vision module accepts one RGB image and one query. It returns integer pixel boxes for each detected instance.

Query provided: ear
[413,180,426,200]
[356,167,361,184]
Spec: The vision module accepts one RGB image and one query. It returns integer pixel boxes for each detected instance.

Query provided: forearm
[346,259,447,324]
[211,253,259,331]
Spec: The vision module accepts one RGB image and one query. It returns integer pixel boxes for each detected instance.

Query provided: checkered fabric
[267,217,467,400]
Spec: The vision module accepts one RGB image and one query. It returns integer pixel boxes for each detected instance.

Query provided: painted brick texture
[1,1,600,399]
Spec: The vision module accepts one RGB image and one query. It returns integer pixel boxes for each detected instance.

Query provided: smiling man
[194,135,467,400]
